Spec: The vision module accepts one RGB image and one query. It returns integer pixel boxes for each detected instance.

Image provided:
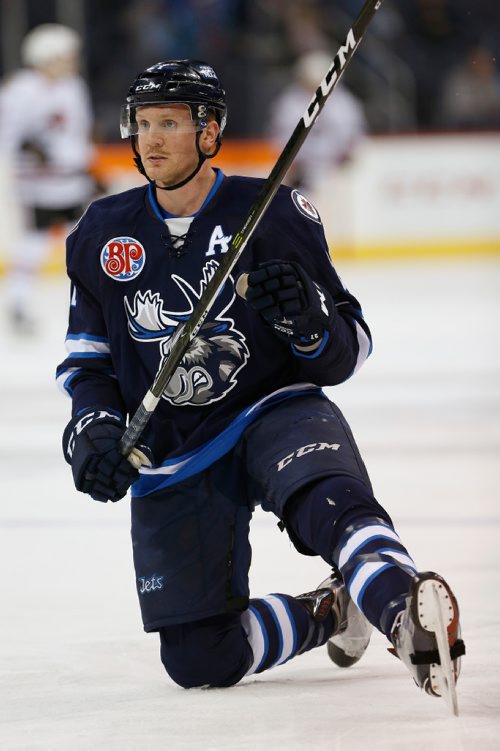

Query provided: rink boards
[0,132,499,272]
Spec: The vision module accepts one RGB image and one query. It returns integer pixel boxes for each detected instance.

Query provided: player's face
[136,104,202,187]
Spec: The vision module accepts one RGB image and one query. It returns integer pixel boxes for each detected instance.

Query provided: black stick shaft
[120,0,384,456]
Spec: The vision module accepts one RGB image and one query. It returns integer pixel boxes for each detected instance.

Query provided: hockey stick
[120,0,385,456]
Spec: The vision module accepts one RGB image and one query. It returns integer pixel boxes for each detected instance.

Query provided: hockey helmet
[122,60,226,189]
[120,59,227,140]
[21,24,81,68]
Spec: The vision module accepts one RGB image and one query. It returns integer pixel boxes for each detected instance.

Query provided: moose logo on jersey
[101,236,146,281]
[124,260,249,406]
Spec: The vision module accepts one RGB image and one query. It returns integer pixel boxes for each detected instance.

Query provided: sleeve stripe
[64,351,110,359]
[66,333,109,343]
[56,367,81,396]
[65,337,110,354]
[56,365,118,397]
[351,320,372,375]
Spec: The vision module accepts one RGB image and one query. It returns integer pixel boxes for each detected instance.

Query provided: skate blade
[418,578,459,716]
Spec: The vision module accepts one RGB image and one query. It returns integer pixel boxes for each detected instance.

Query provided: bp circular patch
[291,189,321,224]
[101,237,146,281]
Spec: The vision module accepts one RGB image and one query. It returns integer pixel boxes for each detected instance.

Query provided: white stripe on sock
[338,524,401,568]
[241,608,266,676]
[349,561,390,610]
[378,548,417,572]
[265,595,295,666]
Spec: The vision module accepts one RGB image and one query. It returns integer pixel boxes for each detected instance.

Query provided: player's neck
[154,165,217,217]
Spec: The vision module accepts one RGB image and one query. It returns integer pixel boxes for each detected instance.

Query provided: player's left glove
[237,260,335,349]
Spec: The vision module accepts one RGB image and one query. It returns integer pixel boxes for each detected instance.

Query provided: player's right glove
[237,259,335,350]
[63,409,152,503]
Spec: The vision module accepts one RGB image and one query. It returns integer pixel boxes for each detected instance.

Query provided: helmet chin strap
[132,131,221,191]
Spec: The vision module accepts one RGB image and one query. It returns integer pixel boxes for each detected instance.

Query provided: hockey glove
[238,260,335,349]
[63,409,152,503]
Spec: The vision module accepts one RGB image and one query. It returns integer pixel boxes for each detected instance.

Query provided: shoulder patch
[291,189,321,224]
[101,237,146,281]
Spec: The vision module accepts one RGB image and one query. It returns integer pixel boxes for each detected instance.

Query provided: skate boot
[389,571,465,715]
[296,568,372,668]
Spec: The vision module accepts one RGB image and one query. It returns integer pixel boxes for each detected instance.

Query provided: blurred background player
[0,23,95,334]
[269,50,367,192]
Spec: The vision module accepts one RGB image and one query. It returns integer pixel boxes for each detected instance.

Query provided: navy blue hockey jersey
[56,169,372,496]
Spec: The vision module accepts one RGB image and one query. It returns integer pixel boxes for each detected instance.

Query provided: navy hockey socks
[334,519,416,638]
[285,476,417,638]
[241,593,334,676]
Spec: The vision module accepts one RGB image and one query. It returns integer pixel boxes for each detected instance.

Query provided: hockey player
[57,60,464,710]
[0,23,95,333]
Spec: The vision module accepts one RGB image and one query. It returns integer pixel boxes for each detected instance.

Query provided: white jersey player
[0,23,95,333]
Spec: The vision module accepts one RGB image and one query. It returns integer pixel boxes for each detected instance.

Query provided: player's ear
[200,120,219,155]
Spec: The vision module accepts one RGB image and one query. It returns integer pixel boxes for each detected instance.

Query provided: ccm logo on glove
[65,409,121,459]
[63,409,152,503]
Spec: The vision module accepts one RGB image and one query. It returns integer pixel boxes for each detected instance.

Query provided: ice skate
[297,568,373,668]
[389,571,465,716]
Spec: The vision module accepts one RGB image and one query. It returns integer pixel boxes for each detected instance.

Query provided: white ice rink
[1,258,499,750]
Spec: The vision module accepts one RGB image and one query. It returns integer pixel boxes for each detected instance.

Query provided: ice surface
[1,258,499,750]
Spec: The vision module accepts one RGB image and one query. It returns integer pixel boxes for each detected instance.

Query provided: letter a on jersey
[206,225,232,257]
